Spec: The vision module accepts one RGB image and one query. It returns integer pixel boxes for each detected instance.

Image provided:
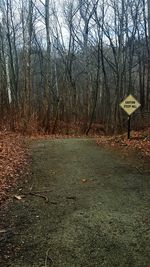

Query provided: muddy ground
[0,138,150,267]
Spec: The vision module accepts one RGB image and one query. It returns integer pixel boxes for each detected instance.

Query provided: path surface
[0,139,150,267]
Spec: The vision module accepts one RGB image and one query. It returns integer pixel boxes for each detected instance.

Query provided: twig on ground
[19,191,49,203]
[44,248,53,266]
[28,192,49,202]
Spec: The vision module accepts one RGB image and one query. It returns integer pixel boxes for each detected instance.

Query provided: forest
[1,1,150,266]
[0,0,150,134]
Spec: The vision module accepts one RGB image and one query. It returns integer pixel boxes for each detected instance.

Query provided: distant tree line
[0,0,150,134]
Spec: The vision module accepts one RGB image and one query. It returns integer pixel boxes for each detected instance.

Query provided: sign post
[128,116,131,139]
[120,95,141,139]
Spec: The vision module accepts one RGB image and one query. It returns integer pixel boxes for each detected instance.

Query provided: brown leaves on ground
[0,131,29,205]
[97,128,150,161]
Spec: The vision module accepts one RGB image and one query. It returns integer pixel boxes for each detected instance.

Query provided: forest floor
[97,128,150,162]
[0,138,150,267]
[0,131,29,205]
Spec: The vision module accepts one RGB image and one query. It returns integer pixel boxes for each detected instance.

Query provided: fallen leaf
[14,195,22,200]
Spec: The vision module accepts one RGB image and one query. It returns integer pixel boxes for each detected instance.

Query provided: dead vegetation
[0,131,29,205]
[97,128,150,168]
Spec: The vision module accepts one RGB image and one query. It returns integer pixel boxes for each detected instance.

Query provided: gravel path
[0,138,150,267]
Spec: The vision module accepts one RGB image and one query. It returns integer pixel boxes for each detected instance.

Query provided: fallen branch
[16,191,49,203]
[28,192,49,203]
[44,248,53,266]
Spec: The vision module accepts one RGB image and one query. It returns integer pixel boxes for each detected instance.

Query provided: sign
[120,95,141,139]
[120,94,141,116]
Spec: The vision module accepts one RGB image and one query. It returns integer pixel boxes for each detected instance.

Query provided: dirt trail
[0,138,150,267]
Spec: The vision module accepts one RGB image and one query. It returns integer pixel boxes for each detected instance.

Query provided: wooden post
[128,115,131,139]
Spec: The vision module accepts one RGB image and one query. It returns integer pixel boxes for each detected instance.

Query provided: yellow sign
[120,94,141,116]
